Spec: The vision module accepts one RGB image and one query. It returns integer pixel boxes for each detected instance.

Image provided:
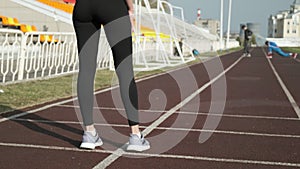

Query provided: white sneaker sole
[80,141,103,149]
[127,144,150,152]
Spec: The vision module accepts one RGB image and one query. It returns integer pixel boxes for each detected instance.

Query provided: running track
[0,48,299,169]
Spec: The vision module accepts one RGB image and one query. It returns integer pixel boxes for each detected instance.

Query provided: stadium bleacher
[37,0,74,13]
[35,0,169,40]
[0,1,168,45]
[0,15,58,43]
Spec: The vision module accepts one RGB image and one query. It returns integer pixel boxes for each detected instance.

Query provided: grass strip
[0,47,242,114]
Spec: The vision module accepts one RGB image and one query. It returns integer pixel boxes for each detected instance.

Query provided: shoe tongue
[87,130,97,137]
[134,132,142,138]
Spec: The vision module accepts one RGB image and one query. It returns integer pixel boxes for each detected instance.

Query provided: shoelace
[140,135,147,144]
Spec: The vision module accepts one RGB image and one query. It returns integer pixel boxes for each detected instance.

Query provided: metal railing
[20,31,78,81]
[0,29,112,84]
[0,29,24,83]
[133,0,208,70]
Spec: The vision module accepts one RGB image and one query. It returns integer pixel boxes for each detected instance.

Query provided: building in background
[268,0,300,38]
[193,8,220,35]
[194,19,220,35]
[247,23,261,35]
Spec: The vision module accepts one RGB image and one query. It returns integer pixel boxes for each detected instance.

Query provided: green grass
[282,47,300,54]
[0,69,164,113]
[0,47,242,114]
[0,75,74,113]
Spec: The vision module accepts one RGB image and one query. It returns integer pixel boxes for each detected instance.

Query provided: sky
[169,0,295,37]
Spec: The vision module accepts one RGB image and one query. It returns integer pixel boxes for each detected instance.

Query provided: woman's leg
[73,19,101,128]
[73,2,104,148]
[103,14,150,152]
[103,17,139,128]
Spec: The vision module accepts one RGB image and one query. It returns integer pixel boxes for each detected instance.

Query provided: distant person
[265,41,298,59]
[72,0,150,151]
[241,25,253,57]
[174,38,183,56]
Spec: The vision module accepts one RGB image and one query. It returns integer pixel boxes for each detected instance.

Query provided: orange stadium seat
[20,24,37,33]
[1,16,9,27]
[0,16,6,27]
[31,25,38,31]
[1,16,21,29]
[37,0,74,13]
[20,24,58,43]
[39,34,59,43]
[7,17,21,28]
[1,15,58,43]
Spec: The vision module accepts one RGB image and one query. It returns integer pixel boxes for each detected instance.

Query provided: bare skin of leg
[85,124,140,134]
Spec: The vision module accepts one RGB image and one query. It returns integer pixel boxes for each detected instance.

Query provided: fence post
[18,33,27,81]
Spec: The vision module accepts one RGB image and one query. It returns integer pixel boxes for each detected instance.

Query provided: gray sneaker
[127,133,150,152]
[80,131,103,149]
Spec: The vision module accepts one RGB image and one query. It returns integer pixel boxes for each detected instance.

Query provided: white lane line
[0,142,113,153]
[1,142,300,168]
[0,56,219,124]
[57,105,300,121]
[265,54,300,119]
[93,56,245,169]
[125,153,300,168]
[12,118,300,139]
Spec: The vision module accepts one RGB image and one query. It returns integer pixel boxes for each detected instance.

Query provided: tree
[251,34,256,45]
[236,36,241,46]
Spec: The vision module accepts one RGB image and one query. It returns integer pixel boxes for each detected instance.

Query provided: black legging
[72,0,139,126]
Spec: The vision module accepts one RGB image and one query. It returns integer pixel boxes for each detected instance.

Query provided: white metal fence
[0,29,77,83]
[0,26,199,84]
[0,29,23,83]
[0,28,120,84]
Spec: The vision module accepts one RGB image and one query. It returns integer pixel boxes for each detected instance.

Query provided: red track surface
[0,48,299,169]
